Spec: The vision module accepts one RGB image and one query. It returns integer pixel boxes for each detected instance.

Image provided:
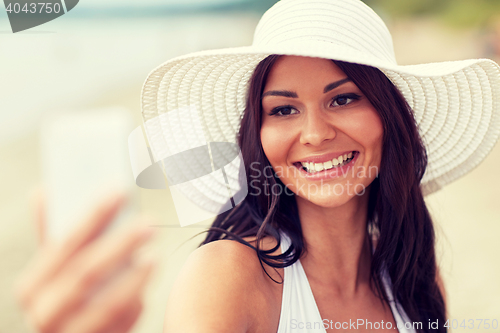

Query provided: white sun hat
[131,0,500,218]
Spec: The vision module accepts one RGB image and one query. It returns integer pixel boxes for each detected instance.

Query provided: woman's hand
[15,190,156,333]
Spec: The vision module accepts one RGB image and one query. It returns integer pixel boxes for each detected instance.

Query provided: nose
[299,107,336,146]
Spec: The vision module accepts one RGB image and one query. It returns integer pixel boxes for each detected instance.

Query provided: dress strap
[381,269,416,333]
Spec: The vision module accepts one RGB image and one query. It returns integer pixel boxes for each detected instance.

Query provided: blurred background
[0,0,499,332]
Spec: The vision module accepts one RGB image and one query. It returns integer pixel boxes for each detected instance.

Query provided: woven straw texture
[142,0,500,201]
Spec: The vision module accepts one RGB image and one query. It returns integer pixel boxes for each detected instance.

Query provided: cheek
[260,123,295,165]
[347,109,384,155]
[367,112,384,155]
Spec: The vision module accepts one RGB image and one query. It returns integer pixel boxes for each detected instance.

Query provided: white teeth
[301,152,355,173]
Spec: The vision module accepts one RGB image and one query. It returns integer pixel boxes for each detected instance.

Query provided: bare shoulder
[164,238,283,333]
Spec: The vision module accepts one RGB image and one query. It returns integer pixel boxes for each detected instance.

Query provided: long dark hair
[201,55,446,333]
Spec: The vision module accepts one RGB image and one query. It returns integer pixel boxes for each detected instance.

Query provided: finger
[16,191,129,307]
[30,186,47,246]
[59,257,154,333]
[16,187,48,308]
[66,299,144,333]
[105,300,143,333]
[70,223,155,290]
[27,223,155,331]
[16,187,49,307]
[62,190,129,256]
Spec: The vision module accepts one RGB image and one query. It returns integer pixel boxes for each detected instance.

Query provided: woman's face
[260,56,384,208]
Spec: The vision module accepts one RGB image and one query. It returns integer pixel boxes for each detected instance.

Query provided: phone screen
[40,108,136,241]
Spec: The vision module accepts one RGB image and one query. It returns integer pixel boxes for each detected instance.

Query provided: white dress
[276,234,417,333]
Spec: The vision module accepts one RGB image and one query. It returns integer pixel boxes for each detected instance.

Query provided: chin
[293,180,372,208]
[296,189,356,208]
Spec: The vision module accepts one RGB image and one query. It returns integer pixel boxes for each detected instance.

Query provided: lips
[293,151,358,174]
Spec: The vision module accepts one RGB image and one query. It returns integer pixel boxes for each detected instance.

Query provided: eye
[269,106,299,117]
[331,93,361,107]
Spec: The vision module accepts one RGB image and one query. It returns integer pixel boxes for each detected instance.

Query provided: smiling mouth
[294,151,359,174]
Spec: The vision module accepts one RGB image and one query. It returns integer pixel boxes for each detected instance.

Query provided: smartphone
[40,107,136,242]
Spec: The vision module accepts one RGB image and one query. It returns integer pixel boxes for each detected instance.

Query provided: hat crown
[253,0,397,65]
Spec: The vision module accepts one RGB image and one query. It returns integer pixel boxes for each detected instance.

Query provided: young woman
[161,56,441,332]
[16,0,500,332]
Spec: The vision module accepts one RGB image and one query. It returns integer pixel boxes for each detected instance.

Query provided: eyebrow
[261,77,352,99]
[323,77,352,93]
[262,90,298,98]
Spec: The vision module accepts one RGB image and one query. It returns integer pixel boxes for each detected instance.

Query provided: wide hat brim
[141,43,500,198]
